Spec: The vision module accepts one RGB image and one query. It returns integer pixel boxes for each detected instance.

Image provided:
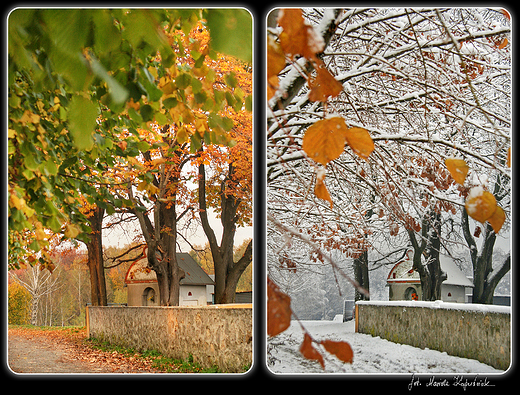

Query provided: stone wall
[87,305,252,372]
[355,300,510,370]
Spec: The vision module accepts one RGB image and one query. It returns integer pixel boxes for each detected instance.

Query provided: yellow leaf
[488,206,505,233]
[465,188,497,223]
[278,9,324,60]
[344,126,374,160]
[137,181,148,192]
[151,157,167,167]
[268,35,286,100]
[320,339,354,364]
[445,158,469,185]
[10,193,25,211]
[302,117,348,165]
[176,126,189,144]
[268,35,285,77]
[308,64,343,102]
[267,277,292,337]
[64,223,81,239]
[35,228,47,241]
[314,171,333,208]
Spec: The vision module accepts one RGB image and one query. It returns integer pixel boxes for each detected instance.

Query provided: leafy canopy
[8,8,252,270]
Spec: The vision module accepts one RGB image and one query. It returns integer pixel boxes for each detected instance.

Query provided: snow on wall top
[356,300,511,314]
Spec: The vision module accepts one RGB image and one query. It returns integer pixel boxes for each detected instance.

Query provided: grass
[84,337,222,373]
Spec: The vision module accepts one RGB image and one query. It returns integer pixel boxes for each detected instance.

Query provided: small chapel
[124,253,215,306]
[386,250,474,303]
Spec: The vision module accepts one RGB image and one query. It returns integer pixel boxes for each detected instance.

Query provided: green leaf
[245,95,252,112]
[42,160,58,176]
[225,73,238,88]
[22,169,35,180]
[155,111,168,125]
[68,95,98,151]
[23,153,39,171]
[163,97,178,109]
[140,104,154,122]
[175,73,192,90]
[137,141,151,152]
[205,9,252,63]
[47,216,63,233]
[29,240,41,252]
[92,10,121,54]
[191,78,202,94]
[128,107,143,123]
[90,56,129,104]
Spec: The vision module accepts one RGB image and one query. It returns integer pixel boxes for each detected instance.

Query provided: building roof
[387,251,473,288]
[125,253,215,286]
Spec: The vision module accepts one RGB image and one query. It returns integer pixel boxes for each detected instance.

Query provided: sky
[102,207,252,253]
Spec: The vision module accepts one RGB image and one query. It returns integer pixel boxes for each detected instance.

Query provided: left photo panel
[8,8,253,374]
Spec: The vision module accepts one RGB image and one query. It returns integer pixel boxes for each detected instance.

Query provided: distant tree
[8,282,31,325]
[10,263,61,325]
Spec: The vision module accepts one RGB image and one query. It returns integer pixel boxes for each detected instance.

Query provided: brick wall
[355,300,510,370]
[87,305,252,372]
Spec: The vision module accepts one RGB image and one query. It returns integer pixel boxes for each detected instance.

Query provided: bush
[8,282,31,325]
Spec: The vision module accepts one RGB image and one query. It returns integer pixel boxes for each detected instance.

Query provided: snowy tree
[267,8,510,303]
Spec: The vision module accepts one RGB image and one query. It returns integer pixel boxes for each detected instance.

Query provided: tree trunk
[354,250,370,301]
[463,211,510,304]
[86,206,107,306]
[128,143,187,306]
[408,210,446,301]
[30,297,39,325]
[198,161,252,304]
[425,210,445,301]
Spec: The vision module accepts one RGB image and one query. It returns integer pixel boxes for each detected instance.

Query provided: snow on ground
[267,320,503,374]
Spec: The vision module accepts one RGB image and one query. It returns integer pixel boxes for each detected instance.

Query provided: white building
[125,253,214,306]
[387,250,474,303]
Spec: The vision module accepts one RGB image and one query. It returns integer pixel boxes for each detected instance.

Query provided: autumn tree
[8,282,31,325]
[9,9,252,307]
[109,14,252,306]
[10,263,61,325]
[195,49,253,303]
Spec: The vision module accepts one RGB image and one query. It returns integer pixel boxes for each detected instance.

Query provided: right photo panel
[267,8,511,375]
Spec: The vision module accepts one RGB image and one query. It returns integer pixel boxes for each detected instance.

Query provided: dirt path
[8,327,159,374]
[8,334,109,373]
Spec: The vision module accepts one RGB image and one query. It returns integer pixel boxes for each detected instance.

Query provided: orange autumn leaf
[315,169,333,208]
[267,35,286,100]
[445,158,469,185]
[320,339,354,364]
[267,277,292,337]
[300,333,325,369]
[465,189,497,223]
[302,117,348,165]
[501,8,511,20]
[498,37,508,50]
[278,8,324,60]
[488,206,505,233]
[268,76,279,101]
[308,65,343,102]
[344,126,374,160]
[507,147,511,168]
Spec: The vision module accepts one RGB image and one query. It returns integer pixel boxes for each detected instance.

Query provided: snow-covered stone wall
[87,305,252,372]
[355,300,510,370]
